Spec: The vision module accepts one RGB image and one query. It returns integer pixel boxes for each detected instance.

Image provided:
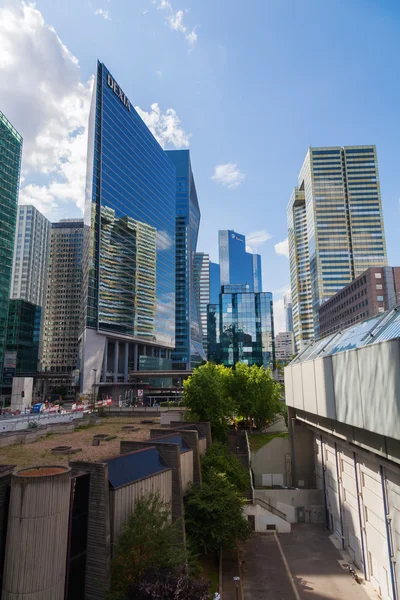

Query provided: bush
[125,568,210,600]
[201,442,249,495]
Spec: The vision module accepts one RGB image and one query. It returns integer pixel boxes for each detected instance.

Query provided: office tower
[288,145,387,350]
[194,252,210,353]
[218,230,262,292]
[208,284,274,369]
[275,331,294,364]
[2,300,41,389]
[81,62,176,393]
[41,221,83,382]
[319,266,400,338]
[0,111,22,383]
[210,261,221,304]
[11,205,51,308]
[284,292,293,332]
[165,150,204,369]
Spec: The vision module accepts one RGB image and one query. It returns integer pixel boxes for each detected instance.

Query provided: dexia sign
[107,74,131,111]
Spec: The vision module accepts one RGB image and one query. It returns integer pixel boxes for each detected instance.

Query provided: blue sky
[1,0,399,330]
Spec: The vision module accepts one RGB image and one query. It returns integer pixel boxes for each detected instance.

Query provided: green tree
[183,362,234,441]
[201,442,249,495]
[125,568,210,600]
[109,495,187,600]
[185,471,251,554]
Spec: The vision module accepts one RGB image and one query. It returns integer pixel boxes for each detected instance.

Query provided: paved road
[240,526,371,600]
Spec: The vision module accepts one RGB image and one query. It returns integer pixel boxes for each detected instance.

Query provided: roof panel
[106,447,170,489]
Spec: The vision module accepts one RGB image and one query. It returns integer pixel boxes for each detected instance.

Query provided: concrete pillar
[124,342,129,383]
[151,346,155,357]
[150,428,202,485]
[2,466,71,600]
[133,343,138,371]
[0,466,14,585]
[102,339,108,383]
[113,342,119,384]
[170,422,212,449]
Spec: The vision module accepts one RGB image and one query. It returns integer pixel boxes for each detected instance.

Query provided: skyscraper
[194,252,210,353]
[207,284,274,369]
[218,230,262,292]
[288,145,387,349]
[284,292,293,332]
[11,204,51,309]
[165,150,204,369]
[80,62,176,393]
[0,111,22,382]
[210,261,221,304]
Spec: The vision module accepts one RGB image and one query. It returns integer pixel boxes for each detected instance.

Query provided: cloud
[274,238,289,259]
[154,0,198,46]
[156,70,163,79]
[246,229,272,254]
[95,8,111,20]
[156,230,173,251]
[211,163,246,189]
[135,102,190,149]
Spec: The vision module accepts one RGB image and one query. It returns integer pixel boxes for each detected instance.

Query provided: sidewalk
[221,546,243,600]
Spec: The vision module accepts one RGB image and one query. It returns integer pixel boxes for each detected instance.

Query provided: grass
[248,431,288,452]
[199,553,219,595]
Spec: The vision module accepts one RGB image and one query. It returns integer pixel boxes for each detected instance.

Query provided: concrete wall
[180,450,194,494]
[251,436,290,487]
[110,470,172,544]
[81,328,106,395]
[254,488,324,524]
[244,503,291,533]
[160,410,184,425]
[11,377,34,411]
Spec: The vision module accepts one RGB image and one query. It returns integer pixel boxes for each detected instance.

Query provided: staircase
[228,430,254,503]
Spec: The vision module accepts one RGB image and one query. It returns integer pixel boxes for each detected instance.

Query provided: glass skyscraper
[0,111,22,383]
[3,300,41,387]
[166,150,204,369]
[210,261,221,304]
[208,285,275,370]
[194,252,210,354]
[81,62,176,394]
[218,230,262,292]
[288,146,387,350]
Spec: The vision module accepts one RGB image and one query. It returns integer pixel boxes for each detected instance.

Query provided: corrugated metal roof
[292,307,400,364]
[106,447,169,489]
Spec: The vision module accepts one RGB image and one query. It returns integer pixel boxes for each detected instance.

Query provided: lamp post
[233,576,240,600]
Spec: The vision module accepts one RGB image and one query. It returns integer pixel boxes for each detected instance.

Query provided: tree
[109,495,187,600]
[201,442,249,495]
[185,471,251,554]
[125,568,210,600]
[183,363,234,441]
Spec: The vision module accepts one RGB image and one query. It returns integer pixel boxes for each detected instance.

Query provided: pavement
[221,547,243,600]
[238,525,373,600]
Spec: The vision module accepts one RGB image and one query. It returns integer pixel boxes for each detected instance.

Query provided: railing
[244,431,254,503]
[254,496,287,520]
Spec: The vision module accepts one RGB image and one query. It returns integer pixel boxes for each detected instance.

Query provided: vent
[266,524,276,531]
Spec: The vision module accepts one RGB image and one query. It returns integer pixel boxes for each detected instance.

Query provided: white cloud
[154,0,198,46]
[274,238,289,259]
[247,230,272,246]
[211,163,246,189]
[95,8,111,20]
[156,70,163,79]
[135,102,190,149]
[156,230,173,251]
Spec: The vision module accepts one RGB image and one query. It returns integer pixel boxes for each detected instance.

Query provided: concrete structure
[288,146,387,350]
[10,375,34,412]
[275,331,294,364]
[11,205,51,308]
[194,252,210,353]
[319,265,400,338]
[251,435,291,488]
[2,466,71,600]
[285,306,400,600]
[284,292,293,332]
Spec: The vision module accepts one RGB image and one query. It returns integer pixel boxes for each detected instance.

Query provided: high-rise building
[284,292,293,332]
[208,284,274,370]
[275,331,294,364]
[218,230,262,292]
[41,221,83,383]
[165,150,204,369]
[11,205,51,308]
[0,111,22,383]
[194,252,210,354]
[319,266,400,338]
[80,62,176,394]
[288,146,387,350]
[210,261,221,304]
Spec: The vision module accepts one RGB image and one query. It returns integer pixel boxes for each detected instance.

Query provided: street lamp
[233,576,240,600]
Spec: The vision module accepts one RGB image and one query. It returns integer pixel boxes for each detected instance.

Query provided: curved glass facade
[83,62,176,347]
[218,230,262,292]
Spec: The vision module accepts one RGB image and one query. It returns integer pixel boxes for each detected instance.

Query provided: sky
[1,0,399,332]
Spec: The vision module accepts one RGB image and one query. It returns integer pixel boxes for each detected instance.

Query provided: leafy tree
[185,471,251,554]
[201,442,249,495]
[125,568,210,600]
[109,495,187,600]
[183,363,234,441]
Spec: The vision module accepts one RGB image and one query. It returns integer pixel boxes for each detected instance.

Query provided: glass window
[374,273,382,279]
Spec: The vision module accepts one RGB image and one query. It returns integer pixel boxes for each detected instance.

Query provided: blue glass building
[81,62,176,394]
[218,230,262,292]
[210,261,221,304]
[207,285,275,370]
[165,150,204,369]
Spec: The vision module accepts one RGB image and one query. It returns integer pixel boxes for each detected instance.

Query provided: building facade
[0,111,22,385]
[288,146,387,350]
[166,150,204,369]
[275,331,294,364]
[207,284,274,370]
[319,266,400,338]
[80,62,176,394]
[218,230,262,292]
[284,292,293,332]
[210,261,221,304]
[11,205,51,308]
[194,252,210,354]
[41,221,83,382]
